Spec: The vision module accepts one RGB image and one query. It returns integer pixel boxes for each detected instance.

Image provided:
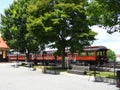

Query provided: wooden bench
[68,65,89,75]
[42,67,60,75]
[43,70,60,75]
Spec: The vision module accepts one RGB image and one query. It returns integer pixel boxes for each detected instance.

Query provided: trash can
[116,70,120,88]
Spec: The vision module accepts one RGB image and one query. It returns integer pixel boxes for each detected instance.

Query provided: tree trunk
[61,44,66,69]
[25,49,30,62]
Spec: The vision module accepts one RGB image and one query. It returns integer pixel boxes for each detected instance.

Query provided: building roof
[0,37,10,51]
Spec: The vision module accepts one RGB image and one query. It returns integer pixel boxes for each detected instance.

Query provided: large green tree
[0,0,39,61]
[88,0,120,33]
[27,0,97,68]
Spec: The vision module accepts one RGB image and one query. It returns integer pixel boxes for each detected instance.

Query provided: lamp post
[42,51,46,65]
[113,59,116,79]
[93,62,97,82]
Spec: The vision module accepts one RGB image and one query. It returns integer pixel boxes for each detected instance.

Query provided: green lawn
[89,71,116,79]
[33,65,116,79]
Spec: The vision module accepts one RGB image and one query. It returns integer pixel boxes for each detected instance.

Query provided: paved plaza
[0,63,118,90]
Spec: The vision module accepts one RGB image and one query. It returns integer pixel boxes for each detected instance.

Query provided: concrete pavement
[0,63,118,90]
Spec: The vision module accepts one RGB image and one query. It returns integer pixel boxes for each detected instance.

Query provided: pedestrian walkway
[0,63,118,90]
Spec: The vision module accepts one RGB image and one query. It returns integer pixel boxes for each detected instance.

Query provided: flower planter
[95,77,116,84]
[95,77,103,82]
[103,77,109,83]
[108,79,116,84]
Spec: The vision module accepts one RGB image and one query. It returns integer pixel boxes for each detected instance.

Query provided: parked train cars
[75,46,108,65]
[7,46,108,65]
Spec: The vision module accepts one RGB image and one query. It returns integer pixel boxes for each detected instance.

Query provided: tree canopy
[0,0,44,62]
[1,0,119,68]
[88,0,120,33]
[27,0,97,67]
[0,0,40,54]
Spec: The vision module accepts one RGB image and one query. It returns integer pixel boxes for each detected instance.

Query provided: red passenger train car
[74,46,108,65]
[7,46,108,65]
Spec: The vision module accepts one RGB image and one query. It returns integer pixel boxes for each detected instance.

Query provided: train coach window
[97,51,106,56]
[97,51,101,56]
[80,52,86,56]
[73,53,78,56]
[88,52,94,56]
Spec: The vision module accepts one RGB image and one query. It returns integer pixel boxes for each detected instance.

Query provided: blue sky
[0,0,120,54]
[0,0,13,14]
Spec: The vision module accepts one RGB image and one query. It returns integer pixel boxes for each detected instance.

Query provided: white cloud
[91,26,120,54]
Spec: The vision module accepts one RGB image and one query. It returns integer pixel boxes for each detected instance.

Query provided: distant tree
[107,49,116,61]
[27,0,97,68]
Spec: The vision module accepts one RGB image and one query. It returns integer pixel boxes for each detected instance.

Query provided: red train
[7,46,108,65]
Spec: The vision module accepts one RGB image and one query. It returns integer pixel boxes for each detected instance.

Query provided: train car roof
[84,46,107,51]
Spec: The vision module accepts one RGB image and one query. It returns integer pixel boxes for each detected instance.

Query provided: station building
[0,37,10,62]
